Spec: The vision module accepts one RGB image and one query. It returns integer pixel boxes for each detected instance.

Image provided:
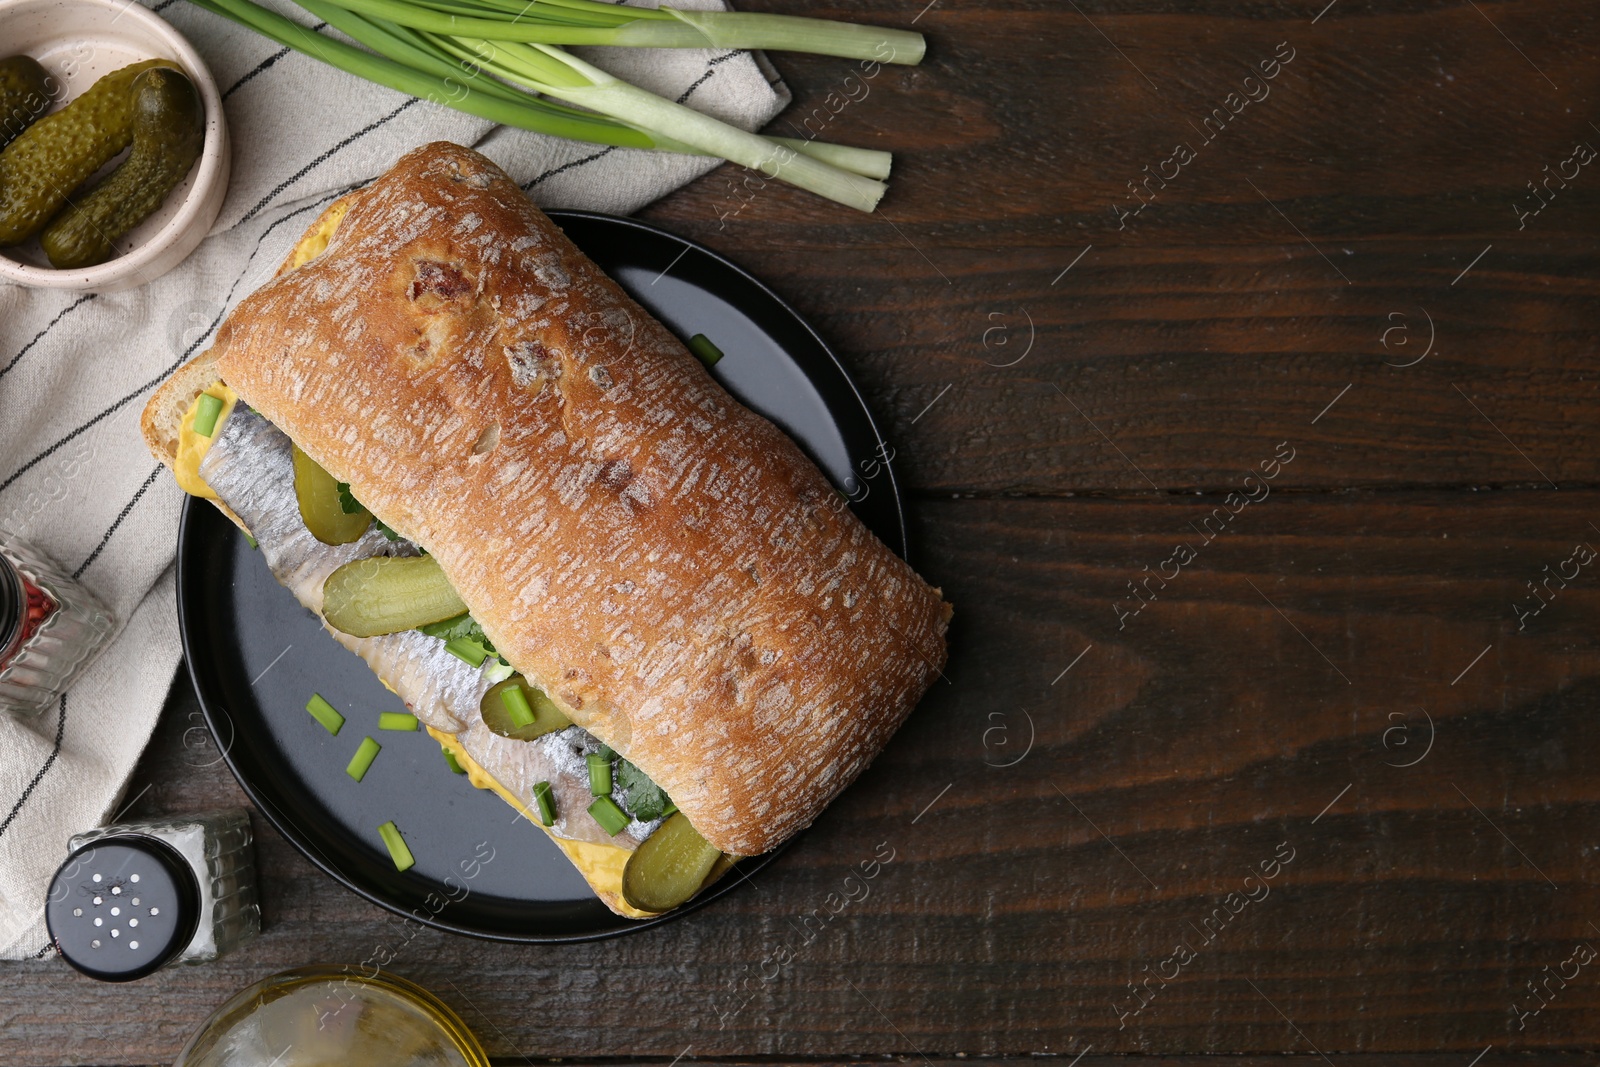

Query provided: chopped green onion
[443,636,490,667]
[532,781,556,826]
[587,752,613,796]
[500,684,536,729]
[588,795,629,836]
[379,711,419,731]
[442,745,467,774]
[686,333,723,367]
[192,393,224,437]
[377,820,415,871]
[305,693,345,735]
[346,736,382,781]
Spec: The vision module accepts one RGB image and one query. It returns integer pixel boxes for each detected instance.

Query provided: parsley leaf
[418,612,501,661]
[418,612,476,642]
[615,758,671,822]
[334,480,365,516]
[335,481,406,543]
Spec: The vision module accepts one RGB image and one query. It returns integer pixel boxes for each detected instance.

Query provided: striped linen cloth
[0,0,789,958]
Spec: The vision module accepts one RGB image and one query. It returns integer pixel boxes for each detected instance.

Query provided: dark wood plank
[32,1062,1600,1067]
[7,1,1599,1062]
[641,0,1600,494]
[4,492,1598,1062]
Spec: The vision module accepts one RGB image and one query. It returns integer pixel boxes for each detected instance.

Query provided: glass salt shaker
[0,534,115,719]
[44,809,260,982]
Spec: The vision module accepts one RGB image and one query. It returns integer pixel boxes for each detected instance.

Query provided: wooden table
[5,0,1600,1062]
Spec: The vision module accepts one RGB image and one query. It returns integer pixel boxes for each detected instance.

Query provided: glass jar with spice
[0,534,115,719]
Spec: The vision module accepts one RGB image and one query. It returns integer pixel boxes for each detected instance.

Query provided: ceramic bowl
[0,0,229,292]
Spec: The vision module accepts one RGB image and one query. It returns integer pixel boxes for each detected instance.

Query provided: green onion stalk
[186,0,898,207]
[301,0,925,65]
[301,0,893,180]
[432,35,887,210]
[186,0,657,148]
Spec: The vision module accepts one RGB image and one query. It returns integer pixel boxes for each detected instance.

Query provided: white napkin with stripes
[0,0,789,959]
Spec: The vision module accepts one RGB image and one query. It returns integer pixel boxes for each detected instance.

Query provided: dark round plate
[176,210,906,943]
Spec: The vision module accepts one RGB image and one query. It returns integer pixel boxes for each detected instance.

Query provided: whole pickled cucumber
[0,57,175,246]
[0,56,58,150]
[41,67,203,269]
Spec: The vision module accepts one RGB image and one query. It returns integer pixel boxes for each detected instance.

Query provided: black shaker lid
[45,835,200,982]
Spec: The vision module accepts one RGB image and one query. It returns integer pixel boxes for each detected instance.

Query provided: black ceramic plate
[177,211,906,943]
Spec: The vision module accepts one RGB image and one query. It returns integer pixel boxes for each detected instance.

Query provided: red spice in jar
[0,539,115,718]
[18,575,58,652]
[8,575,59,664]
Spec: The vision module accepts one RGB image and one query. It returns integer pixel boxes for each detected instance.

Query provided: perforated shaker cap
[45,835,200,982]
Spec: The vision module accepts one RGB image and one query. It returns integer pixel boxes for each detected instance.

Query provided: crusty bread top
[205,142,950,856]
[142,196,358,533]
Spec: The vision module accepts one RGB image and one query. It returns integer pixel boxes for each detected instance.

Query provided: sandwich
[141,141,950,918]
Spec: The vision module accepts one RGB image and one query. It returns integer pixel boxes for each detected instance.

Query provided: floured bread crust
[141,196,357,532]
[202,142,950,857]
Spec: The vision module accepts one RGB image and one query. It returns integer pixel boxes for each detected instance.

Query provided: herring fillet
[200,407,657,848]
[459,716,659,848]
[201,408,484,736]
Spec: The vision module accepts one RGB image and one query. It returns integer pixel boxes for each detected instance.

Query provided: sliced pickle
[622,812,723,913]
[292,444,371,545]
[322,554,467,637]
[479,674,571,741]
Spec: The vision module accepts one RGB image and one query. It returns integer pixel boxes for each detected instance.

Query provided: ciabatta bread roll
[143,141,950,909]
